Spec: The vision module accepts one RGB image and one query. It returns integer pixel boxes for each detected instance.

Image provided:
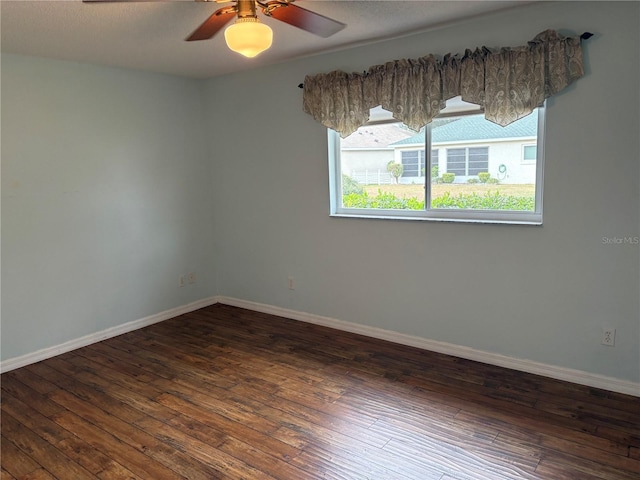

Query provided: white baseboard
[3,294,638,397]
[0,296,219,374]
[216,296,640,397]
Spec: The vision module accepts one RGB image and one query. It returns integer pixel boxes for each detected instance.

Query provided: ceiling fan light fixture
[224,17,273,58]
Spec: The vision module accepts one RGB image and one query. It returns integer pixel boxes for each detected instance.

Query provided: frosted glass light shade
[224,18,273,58]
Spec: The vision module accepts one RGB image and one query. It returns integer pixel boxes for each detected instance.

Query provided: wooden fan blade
[186,9,236,41]
[269,3,345,38]
[83,1,195,3]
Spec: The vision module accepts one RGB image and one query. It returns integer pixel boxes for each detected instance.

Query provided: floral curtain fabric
[302,30,588,137]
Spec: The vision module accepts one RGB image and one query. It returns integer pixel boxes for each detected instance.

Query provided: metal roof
[392,110,538,146]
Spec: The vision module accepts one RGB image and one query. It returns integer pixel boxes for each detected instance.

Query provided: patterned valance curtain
[302,30,590,137]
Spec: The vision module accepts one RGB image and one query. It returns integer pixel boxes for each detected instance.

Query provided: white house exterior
[339,123,413,184]
[341,111,538,185]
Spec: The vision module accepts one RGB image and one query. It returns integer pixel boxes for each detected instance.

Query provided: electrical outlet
[288,276,295,290]
[179,275,185,288]
[187,272,196,284]
[601,327,616,346]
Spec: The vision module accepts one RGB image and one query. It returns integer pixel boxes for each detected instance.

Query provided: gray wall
[206,1,639,382]
[1,56,217,360]
[2,1,638,384]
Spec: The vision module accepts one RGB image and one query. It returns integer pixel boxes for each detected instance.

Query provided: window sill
[331,210,543,225]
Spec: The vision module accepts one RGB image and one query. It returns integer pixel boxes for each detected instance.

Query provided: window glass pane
[430,111,537,212]
[339,119,425,209]
[401,151,421,177]
[523,145,537,160]
[446,148,466,176]
[468,147,489,175]
[431,150,439,179]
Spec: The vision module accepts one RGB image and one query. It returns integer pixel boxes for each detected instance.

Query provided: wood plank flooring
[2,304,639,479]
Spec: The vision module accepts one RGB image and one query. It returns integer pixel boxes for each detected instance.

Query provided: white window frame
[328,102,546,225]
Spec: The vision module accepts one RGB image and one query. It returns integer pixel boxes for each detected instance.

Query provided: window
[401,150,425,177]
[523,145,537,163]
[328,98,545,224]
[446,147,489,177]
[400,149,439,179]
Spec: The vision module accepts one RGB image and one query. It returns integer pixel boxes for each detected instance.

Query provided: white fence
[351,170,394,185]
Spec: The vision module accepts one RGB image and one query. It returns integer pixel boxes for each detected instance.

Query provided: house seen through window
[328,97,545,224]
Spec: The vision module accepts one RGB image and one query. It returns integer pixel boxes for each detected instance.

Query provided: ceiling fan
[84,0,346,57]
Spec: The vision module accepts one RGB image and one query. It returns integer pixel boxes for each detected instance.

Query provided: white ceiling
[1,0,533,79]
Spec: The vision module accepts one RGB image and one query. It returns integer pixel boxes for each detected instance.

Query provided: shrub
[342,174,363,195]
[342,191,424,210]
[370,192,407,209]
[432,177,444,184]
[431,166,439,178]
[405,197,425,210]
[442,173,455,184]
[342,190,534,212]
[478,172,491,183]
[342,191,370,208]
[432,191,534,211]
[467,178,480,184]
[487,177,500,184]
[387,161,403,184]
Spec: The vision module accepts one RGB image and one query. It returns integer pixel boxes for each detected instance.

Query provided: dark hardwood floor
[1,304,639,479]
